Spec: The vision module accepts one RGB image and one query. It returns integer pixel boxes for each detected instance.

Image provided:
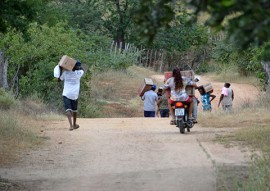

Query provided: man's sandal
[73,124,80,130]
[170,120,176,125]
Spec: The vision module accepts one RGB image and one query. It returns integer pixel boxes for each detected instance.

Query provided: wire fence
[110,40,209,73]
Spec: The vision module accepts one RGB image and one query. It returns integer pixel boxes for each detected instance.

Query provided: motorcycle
[174,101,194,134]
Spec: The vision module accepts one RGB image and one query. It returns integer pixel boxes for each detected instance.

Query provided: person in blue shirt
[198,86,216,112]
[141,84,158,117]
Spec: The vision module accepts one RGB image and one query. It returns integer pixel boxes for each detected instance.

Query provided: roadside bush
[0,110,41,165]
[88,49,139,71]
[0,88,17,110]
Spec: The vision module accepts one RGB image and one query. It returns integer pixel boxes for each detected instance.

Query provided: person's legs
[160,109,169,117]
[168,99,175,120]
[168,100,176,124]
[149,111,155,117]
[165,109,169,117]
[189,101,194,119]
[63,96,74,130]
[186,96,194,119]
[192,97,198,120]
[66,111,73,130]
[71,99,79,129]
[224,105,232,112]
[144,111,155,117]
[160,109,164,117]
[227,105,232,112]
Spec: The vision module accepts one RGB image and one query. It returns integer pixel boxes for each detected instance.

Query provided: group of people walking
[55,63,234,130]
[141,67,234,124]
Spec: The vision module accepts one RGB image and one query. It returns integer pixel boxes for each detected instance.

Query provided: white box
[138,78,154,97]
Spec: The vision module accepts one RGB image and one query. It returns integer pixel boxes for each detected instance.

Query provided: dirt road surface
[0,75,259,191]
[0,119,251,191]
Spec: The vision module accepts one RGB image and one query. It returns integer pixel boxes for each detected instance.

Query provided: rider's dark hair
[172,67,183,91]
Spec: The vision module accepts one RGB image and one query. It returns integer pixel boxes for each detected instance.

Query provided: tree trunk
[261,61,270,94]
[0,51,8,90]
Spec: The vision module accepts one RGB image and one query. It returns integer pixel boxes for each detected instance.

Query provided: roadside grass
[198,95,270,191]
[91,65,160,117]
[0,110,42,165]
[206,68,260,88]
[0,93,63,166]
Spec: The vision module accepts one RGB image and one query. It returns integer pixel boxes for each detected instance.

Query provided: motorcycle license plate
[175,108,185,116]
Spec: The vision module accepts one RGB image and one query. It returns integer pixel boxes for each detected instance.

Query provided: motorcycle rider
[163,67,197,125]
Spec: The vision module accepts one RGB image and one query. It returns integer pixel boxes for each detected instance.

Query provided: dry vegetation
[90,65,161,117]
[198,95,270,146]
[0,95,64,166]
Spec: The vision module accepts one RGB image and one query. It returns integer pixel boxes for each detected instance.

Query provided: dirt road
[0,75,258,191]
[1,118,252,191]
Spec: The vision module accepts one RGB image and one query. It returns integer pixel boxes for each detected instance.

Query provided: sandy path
[1,118,252,191]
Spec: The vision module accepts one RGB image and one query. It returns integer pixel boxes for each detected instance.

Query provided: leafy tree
[101,0,139,48]
[136,0,270,93]
[187,0,270,93]
[57,0,106,34]
[152,10,208,52]
[133,0,174,43]
[0,0,54,89]
[0,0,49,33]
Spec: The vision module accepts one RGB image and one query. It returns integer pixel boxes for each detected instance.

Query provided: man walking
[59,61,84,130]
[218,82,234,112]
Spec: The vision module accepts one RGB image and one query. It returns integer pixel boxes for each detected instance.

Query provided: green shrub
[0,88,17,110]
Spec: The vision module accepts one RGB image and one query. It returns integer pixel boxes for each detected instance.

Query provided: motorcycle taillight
[175,102,183,107]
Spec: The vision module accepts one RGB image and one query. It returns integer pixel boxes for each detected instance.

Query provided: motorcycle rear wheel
[178,120,185,134]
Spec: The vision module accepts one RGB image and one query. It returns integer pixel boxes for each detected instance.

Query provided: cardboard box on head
[58,55,77,71]
[203,83,213,93]
[138,78,154,97]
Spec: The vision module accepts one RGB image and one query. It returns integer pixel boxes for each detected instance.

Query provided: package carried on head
[203,83,213,93]
[138,78,154,97]
[58,55,77,71]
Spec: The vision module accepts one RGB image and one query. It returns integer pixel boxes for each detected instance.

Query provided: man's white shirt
[60,70,84,100]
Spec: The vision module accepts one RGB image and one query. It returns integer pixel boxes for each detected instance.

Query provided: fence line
[110,40,208,73]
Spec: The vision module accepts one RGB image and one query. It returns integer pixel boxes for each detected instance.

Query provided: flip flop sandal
[73,124,80,130]
[170,120,176,125]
